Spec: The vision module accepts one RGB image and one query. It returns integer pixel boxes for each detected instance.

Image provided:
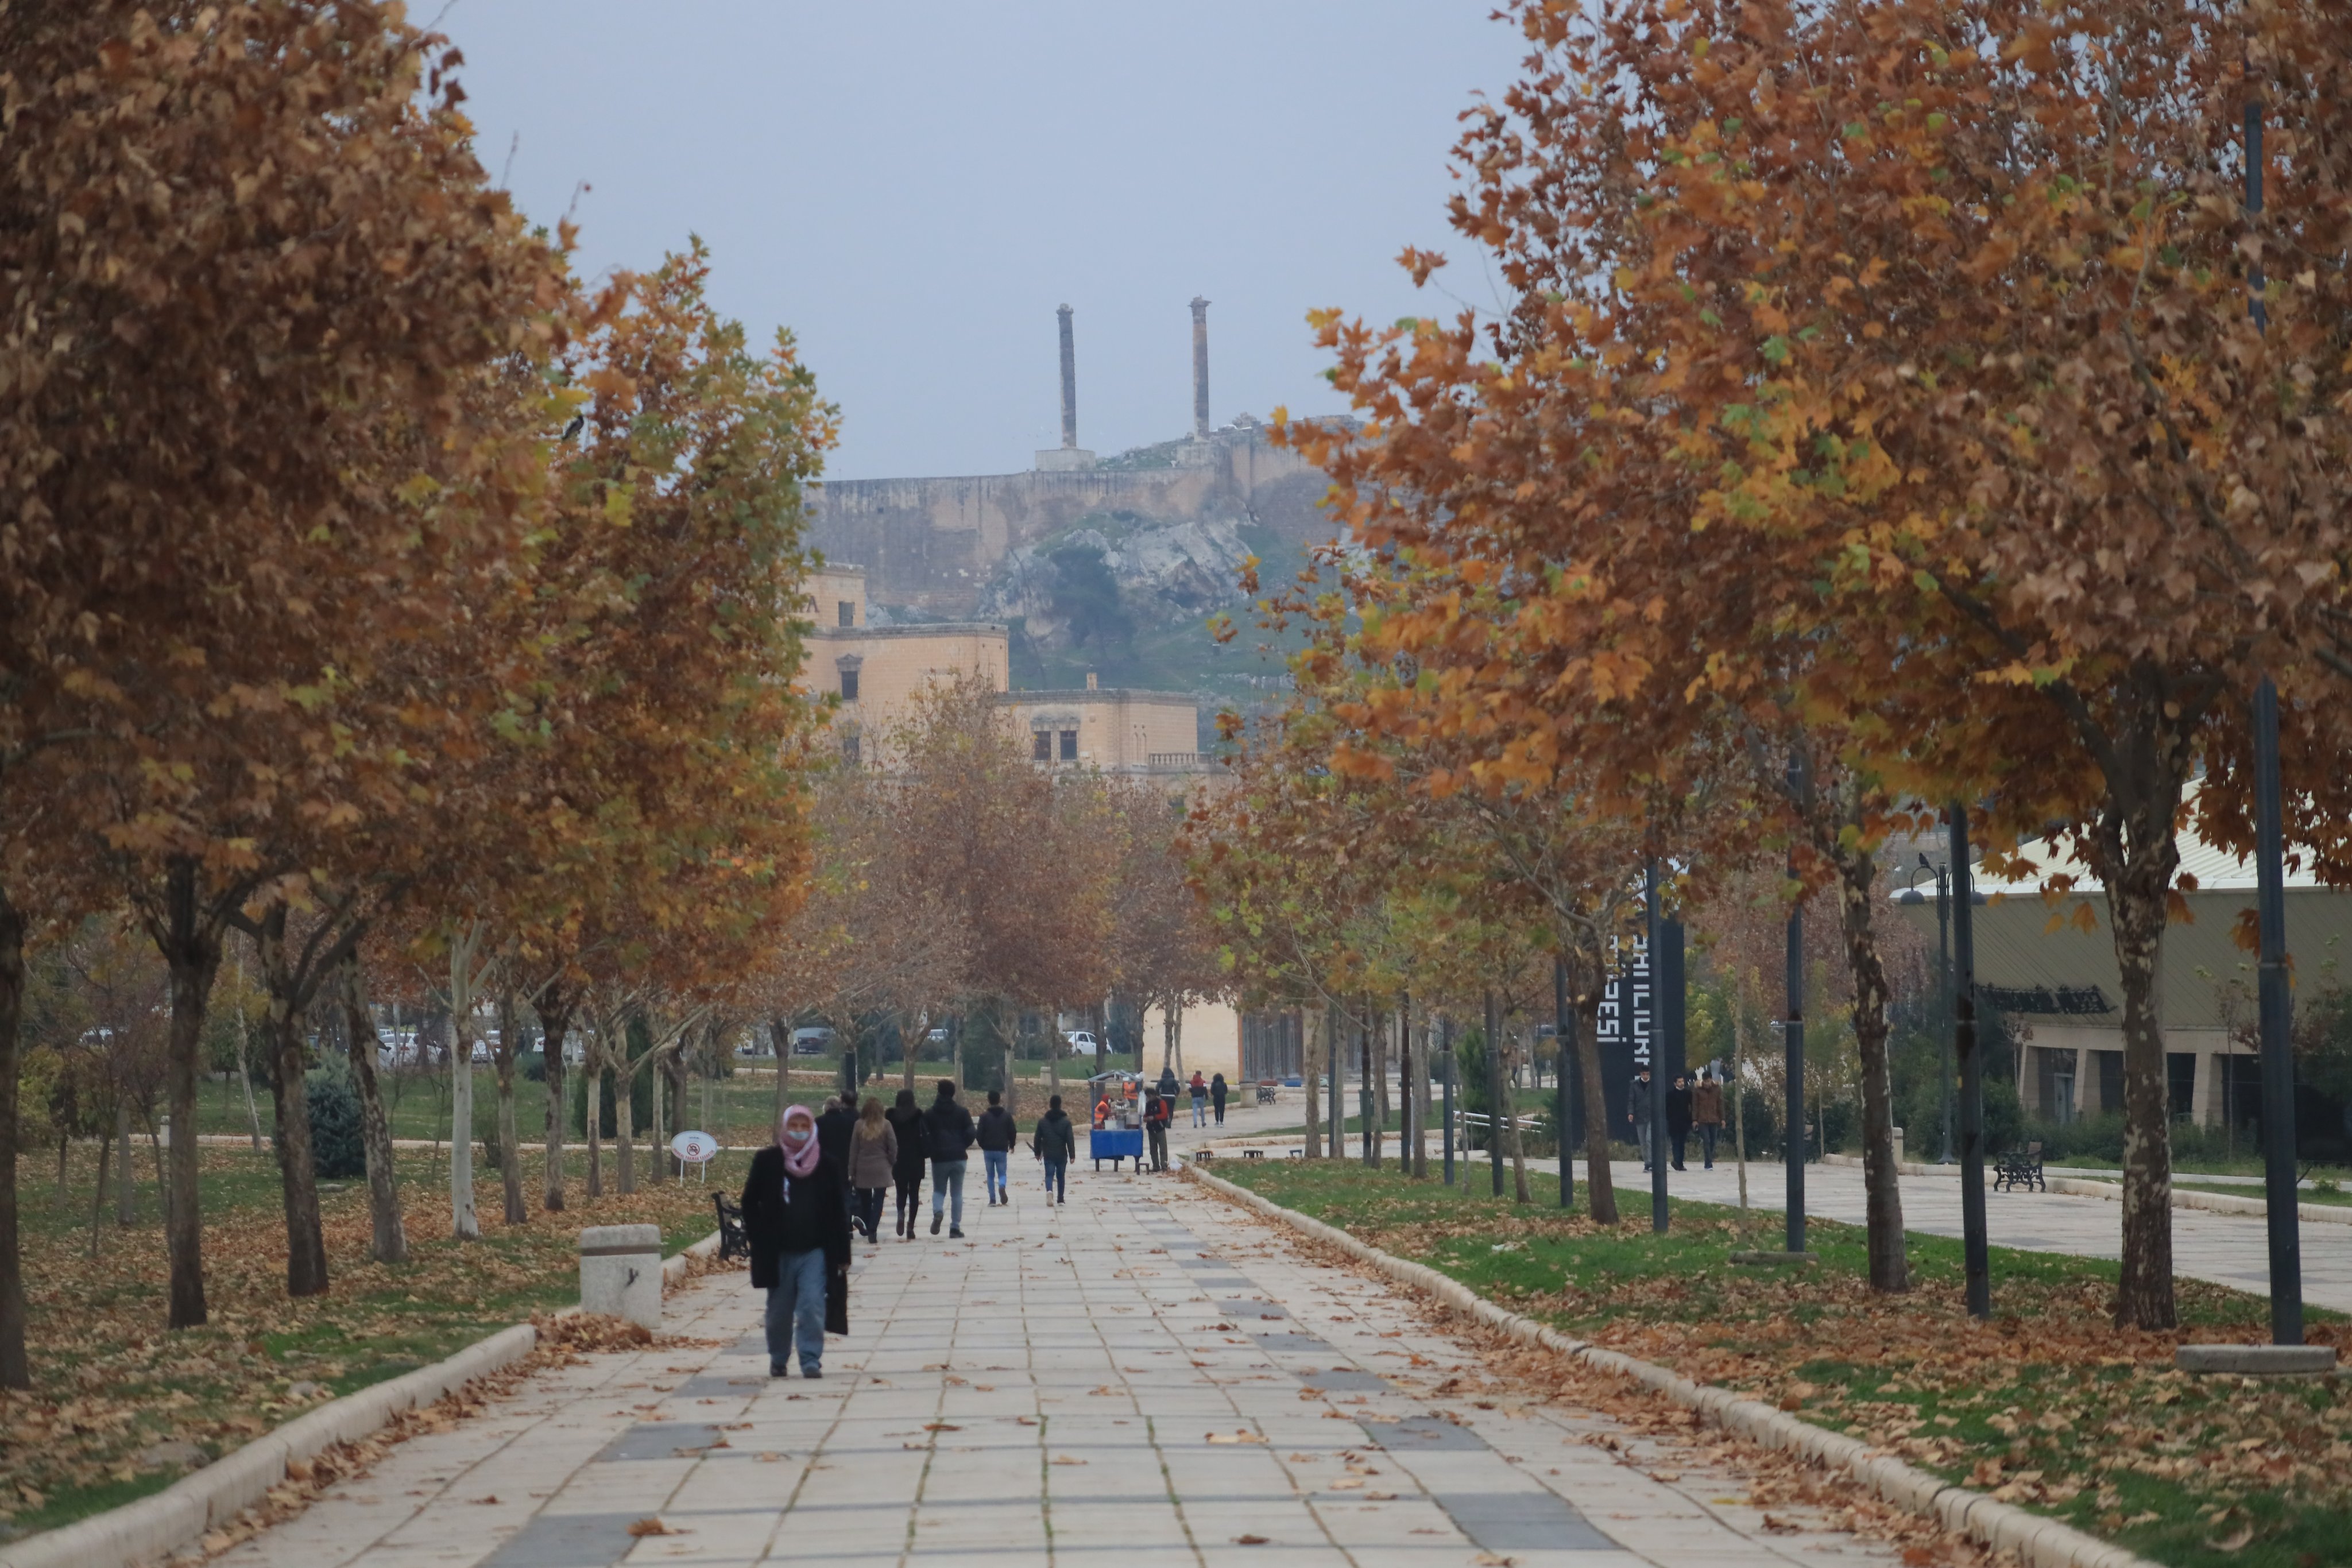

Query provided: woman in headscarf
[739,1103,850,1378]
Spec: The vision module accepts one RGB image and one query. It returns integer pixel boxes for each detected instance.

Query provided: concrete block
[579,1224,664,1329]
[2175,1342,2338,1376]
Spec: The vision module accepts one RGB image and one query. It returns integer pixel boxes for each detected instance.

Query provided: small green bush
[305,1070,365,1180]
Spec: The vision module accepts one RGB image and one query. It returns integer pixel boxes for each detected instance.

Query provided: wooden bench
[711,1192,751,1262]
[1993,1141,2045,1193]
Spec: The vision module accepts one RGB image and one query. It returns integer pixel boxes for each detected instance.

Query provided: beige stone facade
[795,563,1009,761]
[999,686,1200,773]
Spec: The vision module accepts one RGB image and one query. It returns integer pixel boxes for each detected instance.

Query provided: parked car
[1065,1031,1101,1058]
[924,1026,949,1047]
[790,1026,835,1057]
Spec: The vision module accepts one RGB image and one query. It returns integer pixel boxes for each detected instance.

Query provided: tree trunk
[1731,981,1753,1221]
[154,860,220,1327]
[1373,1008,1390,1167]
[584,1063,604,1199]
[1573,984,1619,1225]
[614,1025,636,1195]
[1409,1009,1430,1179]
[646,1044,667,1187]
[256,905,328,1298]
[1302,1006,1323,1158]
[114,1099,134,1226]
[445,927,481,1242]
[1504,1022,1531,1204]
[233,948,262,1152]
[494,989,526,1222]
[1831,837,1909,1294]
[537,981,571,1213]
[2095,761,2185,1331]
[88,1125,110,1259]
[338,954,407,1263]
[0,882,29,1385]
[898,1012,915,1091]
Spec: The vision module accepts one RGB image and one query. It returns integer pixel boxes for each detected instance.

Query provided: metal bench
[1196,1148,1215,1163]
[711,1191,750,1262]
[1993,1141,2045,1193]
[1242,1148,1266,1160]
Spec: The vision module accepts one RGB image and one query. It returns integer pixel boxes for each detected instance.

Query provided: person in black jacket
[1143,1090,1171,1172]
[1032,1094,1076,1203]
[1209,1073,1228,1126]
[815,1095,857,1208]
[923,1080,976,1237]
[1665,1074,1693,1172]
[884,1088,929,1240]
[974,1089,1016,1206]
[740,1104,851,1379]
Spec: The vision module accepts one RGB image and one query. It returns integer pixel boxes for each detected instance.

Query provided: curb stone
[1819,1153,2352,1226]
[1183,1163,2162,1568]
[0,1228,724,1568]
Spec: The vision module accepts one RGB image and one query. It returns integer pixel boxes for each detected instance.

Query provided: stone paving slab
[216,1155,1917,1568]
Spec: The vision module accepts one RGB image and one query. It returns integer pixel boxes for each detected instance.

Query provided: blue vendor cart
[1086,1070,1145,1170]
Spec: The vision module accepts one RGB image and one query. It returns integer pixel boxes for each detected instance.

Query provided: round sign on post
[671,1130,719,1181]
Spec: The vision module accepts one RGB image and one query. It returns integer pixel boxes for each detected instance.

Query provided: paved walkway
[220,1155,1922,1568]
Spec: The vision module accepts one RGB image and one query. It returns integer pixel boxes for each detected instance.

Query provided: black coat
[1210,1075,1228,1108]
[884,1105,929,1180]
[1033,1109,1076,1162]
[924,1097,975,1164]
[1665,1084,1694,1136]
[815,1105,856,1176]
[974,1105,1016,1152]
[739,1145,851,1291]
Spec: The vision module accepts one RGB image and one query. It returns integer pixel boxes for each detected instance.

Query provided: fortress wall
[813,435,1328,615]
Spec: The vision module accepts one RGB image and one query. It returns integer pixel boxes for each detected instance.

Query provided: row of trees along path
[1192,0,2352,1331]
[0,2,830,1389]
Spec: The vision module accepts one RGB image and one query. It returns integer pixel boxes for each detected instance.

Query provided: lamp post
[1646,861,1669,1233]
[1923,852,1954,1165]
[1951,803,1990,1319]
[1486,990,1504,1197]
[1784,756,1806,1256]
[1555,958,1575,1210]
[1441,1015,1456,1186]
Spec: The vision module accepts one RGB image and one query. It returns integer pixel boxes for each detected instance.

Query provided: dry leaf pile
[2,1145,728,1538]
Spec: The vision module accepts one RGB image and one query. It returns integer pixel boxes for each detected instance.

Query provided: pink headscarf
[778,1105,821,1180]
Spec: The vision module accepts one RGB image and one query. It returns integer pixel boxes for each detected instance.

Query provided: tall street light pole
[1555,958,1575,1211]
[1784,755,1806,1256]
[1952,803,1991,1319]
[1925,853,1953,1165]
[1486,990,1504,1198]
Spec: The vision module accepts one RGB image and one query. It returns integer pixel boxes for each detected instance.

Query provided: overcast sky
[440,3,1526,480]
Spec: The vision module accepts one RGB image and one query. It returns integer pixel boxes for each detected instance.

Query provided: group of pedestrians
[1627,1064,1727,1172]
[1154,1066,1229,1128]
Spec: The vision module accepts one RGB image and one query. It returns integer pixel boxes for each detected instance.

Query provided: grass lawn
[1,1140,741,1541]
[2171,1178,2352,1207]
[1212,1160,2351,1568]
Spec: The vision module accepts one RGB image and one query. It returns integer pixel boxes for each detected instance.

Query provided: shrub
[570,1062,651,1137]
[305,1070,366,1180]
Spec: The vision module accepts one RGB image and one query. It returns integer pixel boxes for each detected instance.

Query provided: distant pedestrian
[1143,1090,1171,1172]
[1628,1066,1654,1171]
[740,1104,850,1380]
[1034,1093,1076,1203]
[816,1093,857,1220]
[976,1089,1016,1206]
[885,1088,928,1240]
[924,1079,976,1237]
[1189,1070,1208,1127]
[1666,1074,1693,1172]
[846,1095,896,1244]
[1158,1065,1180,1104]
[1692,1069,1725,1170]
[1210,1073,1228,1126]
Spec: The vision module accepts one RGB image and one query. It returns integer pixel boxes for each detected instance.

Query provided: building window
[841,733,861,764]
[837,600,854,628]
[1059,729,1078,761]
[1032,731,1051,762]
[840,668,859,702]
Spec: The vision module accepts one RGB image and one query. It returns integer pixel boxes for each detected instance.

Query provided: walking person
[816,1093,857,1221]
[1143,1090,1171,1172]
[976,1089,1016,1206]
[1666,1073,1693,1172]
[924,1079,976,1237]
[740,1104,850,1379]
[885,1088,928,1240]
[1209,1073,1228,1126]
[846,1095,896,1244]
[1157,1064,1180,1104]
[1628,1065,1654,1171]
[1034,1093,1076,1204]
[1188,1070,1208,1128]
[1692,1068,1724,1170]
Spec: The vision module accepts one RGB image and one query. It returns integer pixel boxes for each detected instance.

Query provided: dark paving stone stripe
[1220,1299,1289,1318]
[1250,1331,1338,1353]
[1359,1415,1490,1452]
[1436,1488,1619,1551]
[595,1422,728,1461]
[671,1372,768,1399]
[1293,1367,1392,1393]
[478,1511,646,1568]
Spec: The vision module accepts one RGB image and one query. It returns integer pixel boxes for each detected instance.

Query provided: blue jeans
[1192,1096,1206,1126]
[765,1249,826,1375]
[983,1149,1008,1199]
[1043,1155,1066,1200]
[932,1159,966,1227]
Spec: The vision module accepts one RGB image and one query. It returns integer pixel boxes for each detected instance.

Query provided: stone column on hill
[1057,304,1078,449]
[1190,296,1211,439]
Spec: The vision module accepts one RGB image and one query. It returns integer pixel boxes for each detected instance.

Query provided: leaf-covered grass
[1,1143,737,1539]
[2170,1178,2352,1208]
[1214,1160,2352,1568]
